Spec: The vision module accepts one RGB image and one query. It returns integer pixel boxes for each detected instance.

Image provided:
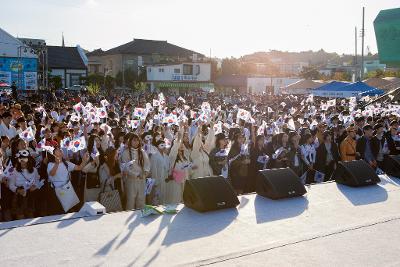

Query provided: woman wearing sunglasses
[8,150,42,219]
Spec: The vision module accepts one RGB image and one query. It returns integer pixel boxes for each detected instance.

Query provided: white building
[147,62,213,92]
[247,77,301,95]
[0,27,38,91]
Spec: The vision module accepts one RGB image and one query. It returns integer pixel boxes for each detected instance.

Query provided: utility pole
[361,7,365,80]
[354,26,358,78]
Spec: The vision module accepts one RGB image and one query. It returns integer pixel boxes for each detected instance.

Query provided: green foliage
[331,71,352,81]
[87,83,100,95]
[365,69,400,78]
[299,66,321,80]
[49,75,63,90]
[115,68,138,88]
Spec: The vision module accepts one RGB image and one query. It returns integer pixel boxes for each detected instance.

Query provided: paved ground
[1,175,399,266]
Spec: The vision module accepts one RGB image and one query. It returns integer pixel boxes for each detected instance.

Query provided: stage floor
[1,175,400,267]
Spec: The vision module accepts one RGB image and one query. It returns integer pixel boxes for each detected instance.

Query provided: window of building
[195,65,200,75]
[159,68,164,72]
[183,64,193,75]
[174,68,180,74]
[148,68,151,72]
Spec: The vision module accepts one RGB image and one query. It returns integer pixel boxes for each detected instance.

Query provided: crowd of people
[0,89,398,221]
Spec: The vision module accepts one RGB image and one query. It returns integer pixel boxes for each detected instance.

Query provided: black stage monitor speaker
[334,160,380,187]
[256,168,306,200]
[383,155,400,177]
[183,176,239,212]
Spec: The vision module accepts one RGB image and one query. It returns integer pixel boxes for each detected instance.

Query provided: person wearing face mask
[149,140,170,205]
[8,150,42,219]
[340,126,358,161]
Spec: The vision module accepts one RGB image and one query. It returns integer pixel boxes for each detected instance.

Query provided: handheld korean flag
[3,161,16,180]
[237,108,250,122]
[129,120,140,129]
[19,127,34,142]
[327,99,336,107]
[158,93,166,105]
[162,114,177,125]
[153,99,160,107]
[257,120,267,136]
[70,113,81,122]
[97,107,108,119]
[60,137,72,150]
[88,113,101,124]
[134,108,147,119]
[70,136,87,153]
[100,99,110,107]
[73,102,84,113]
[306,94,314,103]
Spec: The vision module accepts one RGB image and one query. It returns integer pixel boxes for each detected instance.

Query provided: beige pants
[125,177,145,210]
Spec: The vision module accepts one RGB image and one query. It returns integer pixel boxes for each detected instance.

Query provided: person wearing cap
[340,126,358,161]
[0,111,17,139]
[356,125,377,168]
[371,123,389,169]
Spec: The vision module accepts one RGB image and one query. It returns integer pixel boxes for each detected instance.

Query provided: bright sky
[2,0,398,58]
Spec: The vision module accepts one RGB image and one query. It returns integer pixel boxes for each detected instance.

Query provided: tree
[221,58,241,75]
[115,68,138,88]
[49,75,62,91]
[331,71,351,81]
[87,84,100,95]
[299,66,321,80]
[210,59,221,82]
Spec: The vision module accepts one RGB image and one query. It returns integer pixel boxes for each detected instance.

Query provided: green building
[374,8,400,67]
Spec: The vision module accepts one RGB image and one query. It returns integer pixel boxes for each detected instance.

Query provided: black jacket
[315,142,340,172]
[385,132,400,155]
[356,136,380,160]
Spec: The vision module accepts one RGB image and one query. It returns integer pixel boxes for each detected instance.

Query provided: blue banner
[0,57,38,90]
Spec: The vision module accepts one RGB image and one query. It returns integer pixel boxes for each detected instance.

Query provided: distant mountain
[240,49,379,66]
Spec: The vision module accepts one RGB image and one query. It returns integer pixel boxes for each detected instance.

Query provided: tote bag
[55,179,80,212]
[98,181,122,213]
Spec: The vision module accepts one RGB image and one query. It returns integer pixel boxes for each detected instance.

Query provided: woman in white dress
[149,140,170,205]
[190,122,215,179]
[9,150,41,219]
[120,134,150,210]
[165,129,194,204]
